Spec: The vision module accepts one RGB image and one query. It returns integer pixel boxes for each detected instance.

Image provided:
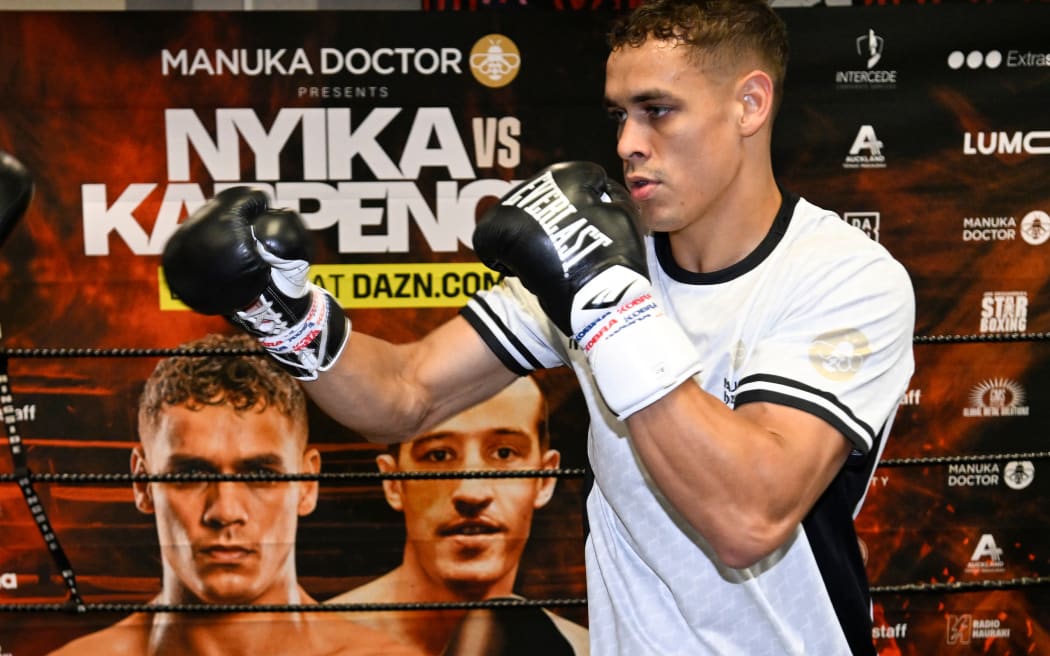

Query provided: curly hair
[609,0,789,114]
[138,333,307,438]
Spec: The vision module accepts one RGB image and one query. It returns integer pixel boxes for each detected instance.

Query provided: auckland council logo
[843,125,887,169]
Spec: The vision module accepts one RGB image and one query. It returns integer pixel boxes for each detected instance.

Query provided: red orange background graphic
[0,6,1047,654]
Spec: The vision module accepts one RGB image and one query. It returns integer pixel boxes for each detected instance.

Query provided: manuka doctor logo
[469,34,521,88]
[843,125,886,169]
[947,462,1000,487]
[1003,460,1035,490]
[1020,210,1050,245]
[963,210,1050,245]
[962,215,1017,242]
[836,29,897,90]
[161,47,465,76]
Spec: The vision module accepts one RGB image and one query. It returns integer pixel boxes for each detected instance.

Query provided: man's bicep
[414,314,524,422]
[735,400,853,518]
[304,315,517,443]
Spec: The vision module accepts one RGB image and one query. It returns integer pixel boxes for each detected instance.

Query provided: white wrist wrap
[571,266,702,419]
[236,284,350,381]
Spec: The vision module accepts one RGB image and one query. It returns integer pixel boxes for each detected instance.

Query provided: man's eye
[167,467,211,486]
[422,449,453,463]
[172,467,211,478]
[645,106,670,119]
[493,446,520,461]
[607,108,627,123]
[247,469,282,486]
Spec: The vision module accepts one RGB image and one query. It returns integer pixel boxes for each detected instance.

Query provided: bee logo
[1003,460,1034,490]
[1020,210,1049,246]
[470,34,521,88]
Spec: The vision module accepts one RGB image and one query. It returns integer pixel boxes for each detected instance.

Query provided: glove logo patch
[502,171,614,273]
[581,284,632,312]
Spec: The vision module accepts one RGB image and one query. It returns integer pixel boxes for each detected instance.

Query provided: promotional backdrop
[0,5,1047,655]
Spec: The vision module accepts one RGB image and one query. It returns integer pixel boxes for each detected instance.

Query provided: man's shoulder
[543,609,590,655]
[788,197,908,274]
[329,617,427,656]
[324,575,392,605]
[46,614,150,656]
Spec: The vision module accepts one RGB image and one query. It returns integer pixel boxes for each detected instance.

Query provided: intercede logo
[836,30,896,90]
[857,29,884,68]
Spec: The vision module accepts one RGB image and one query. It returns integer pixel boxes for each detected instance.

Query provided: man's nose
[451,476,495,517]
[201,481,249,528]
[616,118,648,162]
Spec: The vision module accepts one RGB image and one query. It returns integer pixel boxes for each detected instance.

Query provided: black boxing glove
[0,150,33,249]
[162,187,349,381]
[473,161,701,419]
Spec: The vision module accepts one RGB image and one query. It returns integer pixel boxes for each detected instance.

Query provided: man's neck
[146,609,318,656]
[329,564,517,656]
[668,164,781,274]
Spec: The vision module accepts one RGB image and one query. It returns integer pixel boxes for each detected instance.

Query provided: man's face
[605,38,746,233]
[132,404,318,605]
[379,381,559,598]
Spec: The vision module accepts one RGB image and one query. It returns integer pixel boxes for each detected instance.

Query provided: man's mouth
[198,544,254,561]
[626,175,658,201]
[438,521,503,537]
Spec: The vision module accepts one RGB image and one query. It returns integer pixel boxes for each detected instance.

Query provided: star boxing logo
[979,290,1027,334]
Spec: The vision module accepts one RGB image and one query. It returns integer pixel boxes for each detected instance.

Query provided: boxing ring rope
[2,331,1049,615]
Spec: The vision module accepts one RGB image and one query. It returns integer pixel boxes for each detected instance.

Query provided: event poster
[0,5,1047,655]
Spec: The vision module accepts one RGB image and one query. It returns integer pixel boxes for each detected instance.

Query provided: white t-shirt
[461,193,915,655]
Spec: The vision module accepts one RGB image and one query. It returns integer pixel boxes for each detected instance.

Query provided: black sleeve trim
[459,301,543,376]
[734,374,875,452]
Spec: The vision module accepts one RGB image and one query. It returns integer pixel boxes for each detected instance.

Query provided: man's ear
[131,447,154,514]
[298,448,321,516]
[737,70,774,138]
[376,453,404,512]
[534,449,561,509]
